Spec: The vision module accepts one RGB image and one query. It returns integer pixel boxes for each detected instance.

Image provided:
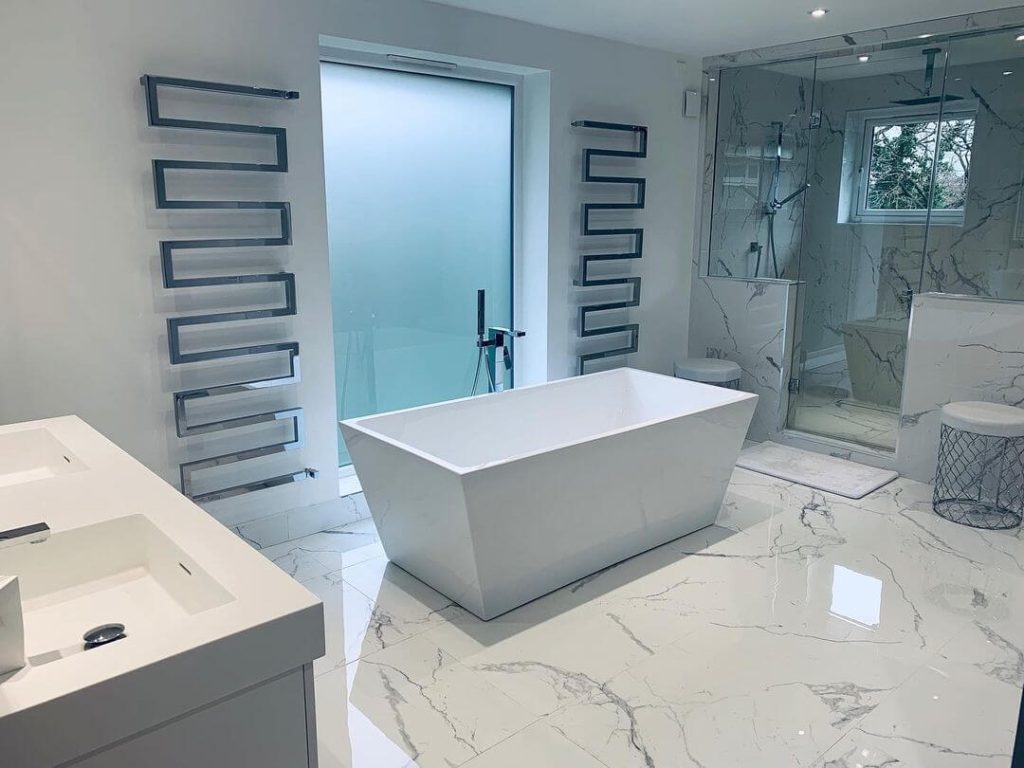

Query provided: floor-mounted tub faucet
[472,289,525,394]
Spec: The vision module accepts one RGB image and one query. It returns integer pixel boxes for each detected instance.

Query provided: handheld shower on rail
[759,122,811,279]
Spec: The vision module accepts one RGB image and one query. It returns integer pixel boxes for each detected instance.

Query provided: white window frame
[317,35,551,388]
[841,102,977,226]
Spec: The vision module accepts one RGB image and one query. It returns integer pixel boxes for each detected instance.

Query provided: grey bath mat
[736,441,898,499]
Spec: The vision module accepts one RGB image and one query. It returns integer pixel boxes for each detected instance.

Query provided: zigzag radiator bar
[143,75,315,501]
[571,120,648,376]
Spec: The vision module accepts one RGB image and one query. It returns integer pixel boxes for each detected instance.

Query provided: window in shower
[842,105,976,225]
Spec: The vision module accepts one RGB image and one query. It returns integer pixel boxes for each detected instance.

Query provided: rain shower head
[892,94,964,106]
[891,47,964,106]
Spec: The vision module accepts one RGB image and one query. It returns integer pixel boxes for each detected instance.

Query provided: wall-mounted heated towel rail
[142,75,316,503]
[571,120,648,376]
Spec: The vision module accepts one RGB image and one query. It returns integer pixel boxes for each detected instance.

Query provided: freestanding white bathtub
[340,368,757,619]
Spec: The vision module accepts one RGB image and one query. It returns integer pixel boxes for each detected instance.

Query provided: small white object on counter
[0,576,25,676]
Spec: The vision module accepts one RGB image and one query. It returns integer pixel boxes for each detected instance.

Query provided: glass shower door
[321,63,513,466]
[786,45,952,450]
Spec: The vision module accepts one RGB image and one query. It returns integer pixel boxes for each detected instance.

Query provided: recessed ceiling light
[708,77,716,82]
[1016,33,1024,42]
[917,33,933,39]
[858,54,870,62]
[1003,70,1014,76]
[809,8,829,18]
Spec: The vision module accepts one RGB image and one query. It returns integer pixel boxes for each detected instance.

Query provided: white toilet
[673,357,743,389]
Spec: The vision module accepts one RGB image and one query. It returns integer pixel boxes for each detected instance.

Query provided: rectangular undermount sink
[0,428,86,488]
[0,516,234,658]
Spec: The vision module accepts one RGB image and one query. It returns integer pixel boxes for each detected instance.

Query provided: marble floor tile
[789,389,899,451]
[814,659,1019,766]
[261,459,1024,766]
[342,557,456,636]
[938,619,1024,692]
[547,623,920,767]
[261,543,331,582]
[301,572,409,677]
[261,517,382,579]
[449,606,672,717]
[316,647,537,768]
[460,721,607,768]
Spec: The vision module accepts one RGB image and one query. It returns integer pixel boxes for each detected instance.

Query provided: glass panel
[926,31,1024,299]
[786,45,950,451]
[707,58,816,279]
[321,63,513,466]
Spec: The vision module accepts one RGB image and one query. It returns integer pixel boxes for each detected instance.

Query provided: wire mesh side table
[933,401,1024,530]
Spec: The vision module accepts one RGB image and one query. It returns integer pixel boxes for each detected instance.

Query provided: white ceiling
[426,0,1018,58]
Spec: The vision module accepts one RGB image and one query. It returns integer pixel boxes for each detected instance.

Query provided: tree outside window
[864,116,974,214]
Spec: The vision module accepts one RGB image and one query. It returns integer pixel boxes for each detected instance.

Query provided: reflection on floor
[259,475,1024,767]
[789,361,900,450]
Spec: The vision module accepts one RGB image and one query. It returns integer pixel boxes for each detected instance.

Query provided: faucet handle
[487,326,526,339]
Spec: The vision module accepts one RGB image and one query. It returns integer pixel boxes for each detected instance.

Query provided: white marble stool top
[674,357,741,384]
[941,401,1024,438]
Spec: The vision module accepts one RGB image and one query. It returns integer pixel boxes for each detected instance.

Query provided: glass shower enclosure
[706,27,1024,451]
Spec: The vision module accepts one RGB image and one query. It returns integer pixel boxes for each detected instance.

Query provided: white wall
[0,0,700,525]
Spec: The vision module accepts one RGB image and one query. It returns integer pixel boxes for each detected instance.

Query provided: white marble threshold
[260,467,1024,767]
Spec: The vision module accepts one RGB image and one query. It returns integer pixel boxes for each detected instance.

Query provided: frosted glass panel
[321,63,513,466]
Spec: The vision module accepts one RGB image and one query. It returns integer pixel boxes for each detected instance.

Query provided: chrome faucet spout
[0,522,50,550]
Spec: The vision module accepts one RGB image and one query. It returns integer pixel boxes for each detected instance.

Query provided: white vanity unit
[0,416,324,768]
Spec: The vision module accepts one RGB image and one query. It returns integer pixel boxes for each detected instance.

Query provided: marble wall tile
[688,276,797,441]
[898,293,1024,482]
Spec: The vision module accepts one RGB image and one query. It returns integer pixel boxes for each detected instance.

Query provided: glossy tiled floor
[789,390,900,451]
[259,473,1024,767]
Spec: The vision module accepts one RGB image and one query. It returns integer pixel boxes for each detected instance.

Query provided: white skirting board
[737,441,898,499]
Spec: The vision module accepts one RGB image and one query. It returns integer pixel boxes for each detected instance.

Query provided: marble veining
[266,463,1024,767]
[688,276,797,442]
[898,293,1024,482]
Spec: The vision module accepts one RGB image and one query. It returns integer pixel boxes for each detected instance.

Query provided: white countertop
[0,416,324,767]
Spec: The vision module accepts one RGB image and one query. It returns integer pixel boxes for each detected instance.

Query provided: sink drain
[83,623,126,649]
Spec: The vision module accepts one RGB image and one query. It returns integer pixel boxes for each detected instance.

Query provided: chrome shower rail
[571,120,648,375]
[142,75,316,503]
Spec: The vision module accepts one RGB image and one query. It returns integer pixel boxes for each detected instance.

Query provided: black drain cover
[83,623,126,649]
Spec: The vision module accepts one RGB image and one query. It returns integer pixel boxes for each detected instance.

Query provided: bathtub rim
[339,367,758,477]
